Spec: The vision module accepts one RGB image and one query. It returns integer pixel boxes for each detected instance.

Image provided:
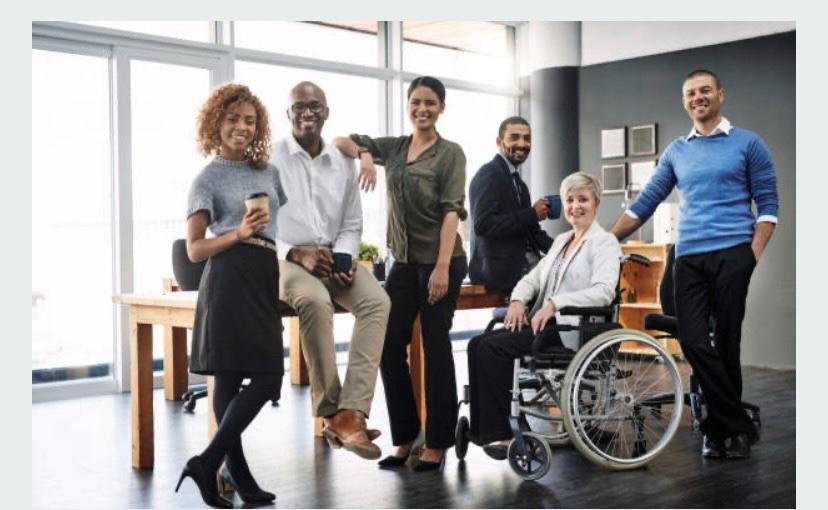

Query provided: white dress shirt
[271,135,362,260]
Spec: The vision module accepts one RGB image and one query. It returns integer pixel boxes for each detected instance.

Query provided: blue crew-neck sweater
[629,127,778,257]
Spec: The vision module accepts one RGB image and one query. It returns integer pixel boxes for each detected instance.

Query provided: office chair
[172,239,279,411]
[643,244,761,434]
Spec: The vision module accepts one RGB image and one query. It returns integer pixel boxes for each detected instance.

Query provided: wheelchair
[455,254,685,479]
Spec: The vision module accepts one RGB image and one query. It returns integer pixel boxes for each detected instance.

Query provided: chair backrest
[171,239,206,291]
[659,244,677,317]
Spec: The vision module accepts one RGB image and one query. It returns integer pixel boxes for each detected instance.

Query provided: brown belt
[240,237,277,253]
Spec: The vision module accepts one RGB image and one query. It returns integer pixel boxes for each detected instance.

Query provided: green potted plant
[358,242,380,271]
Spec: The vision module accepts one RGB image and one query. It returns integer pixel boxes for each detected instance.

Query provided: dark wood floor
[32,348,795,509]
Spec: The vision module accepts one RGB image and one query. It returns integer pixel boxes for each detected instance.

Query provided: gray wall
[577,31,795,369]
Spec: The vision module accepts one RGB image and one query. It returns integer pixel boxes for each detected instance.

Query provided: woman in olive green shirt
[335,76,467,471]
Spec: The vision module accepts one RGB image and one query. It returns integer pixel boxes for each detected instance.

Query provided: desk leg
[409,316,426,428]
[163,326,188,401]
[207,376,217,439]
[289,316,310,386]
[131,317,154,469]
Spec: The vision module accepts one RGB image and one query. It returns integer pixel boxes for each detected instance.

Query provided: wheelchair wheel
[455,416,470,460]
[507,432,552,481]
[561,329,683,470]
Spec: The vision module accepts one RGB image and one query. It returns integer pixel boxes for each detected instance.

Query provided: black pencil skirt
[189,241,284,377]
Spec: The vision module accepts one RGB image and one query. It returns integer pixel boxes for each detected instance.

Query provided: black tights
[200,372,282,487]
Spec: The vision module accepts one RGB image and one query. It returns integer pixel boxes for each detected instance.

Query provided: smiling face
[497,123,531,166]
[218,101,257,160]
[407,85,444,132]
[287,82,329,143]
[682,74,725,126]
[563,186,598,231]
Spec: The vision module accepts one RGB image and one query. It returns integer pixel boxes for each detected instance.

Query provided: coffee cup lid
[246,192,268,200]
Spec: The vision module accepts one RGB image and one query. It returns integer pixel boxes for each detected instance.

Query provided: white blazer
[510,221,622,349]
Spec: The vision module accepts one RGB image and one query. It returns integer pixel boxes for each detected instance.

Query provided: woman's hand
[503,301,528,332]
[427,263,449,304]
[358,153,377,192]
[530,300,557,334]
[237,209,269,241]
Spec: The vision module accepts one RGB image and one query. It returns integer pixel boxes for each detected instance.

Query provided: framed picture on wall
[601,163,626,194]
[630,123,657,156]
[629,159,657,191]
[601,127,626,159]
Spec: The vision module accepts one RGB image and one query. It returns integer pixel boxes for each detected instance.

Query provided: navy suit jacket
[468,155,553,292]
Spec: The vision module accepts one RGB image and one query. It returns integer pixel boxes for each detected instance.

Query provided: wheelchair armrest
[558,305,614,320]
[643,313,678,336]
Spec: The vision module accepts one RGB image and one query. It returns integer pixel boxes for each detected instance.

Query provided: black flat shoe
[220,466,276,504]
[377,455,408,468]
[175,456,233,509]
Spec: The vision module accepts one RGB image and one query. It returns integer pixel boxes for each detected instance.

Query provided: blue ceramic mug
[545,194,562,220]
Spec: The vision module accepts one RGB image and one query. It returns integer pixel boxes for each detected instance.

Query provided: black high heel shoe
[377,432,425,469]
[411,449,447,472]
[220,465,276,504]
[175,456,233,509]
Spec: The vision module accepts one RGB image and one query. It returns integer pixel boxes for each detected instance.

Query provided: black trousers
[674,242,757,441]
[466,326,567,444]
[380,256,467,449]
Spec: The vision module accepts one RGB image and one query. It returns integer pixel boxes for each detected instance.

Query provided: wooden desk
[114,284,505,469]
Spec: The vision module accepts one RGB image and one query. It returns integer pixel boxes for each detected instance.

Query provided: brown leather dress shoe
[323,410,382,460]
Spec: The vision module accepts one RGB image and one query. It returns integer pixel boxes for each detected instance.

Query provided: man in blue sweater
[611,69,778,460]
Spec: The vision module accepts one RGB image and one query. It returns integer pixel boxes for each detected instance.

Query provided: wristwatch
[357,147,371,158]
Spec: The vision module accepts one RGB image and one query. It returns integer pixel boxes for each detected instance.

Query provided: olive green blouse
[350,133,468,264]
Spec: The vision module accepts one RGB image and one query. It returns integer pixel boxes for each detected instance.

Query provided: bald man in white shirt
[272,81,389,460]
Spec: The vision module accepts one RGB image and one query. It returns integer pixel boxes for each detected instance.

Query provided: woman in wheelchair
[466,171,622,460]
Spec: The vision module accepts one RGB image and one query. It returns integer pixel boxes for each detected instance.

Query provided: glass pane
[234,21,379,68]
[234,61,386,250]
[32,49,113,382]
[403,21,513,86]
[421,87,514,252]
[77,21,211,42]
[130,60,211,360]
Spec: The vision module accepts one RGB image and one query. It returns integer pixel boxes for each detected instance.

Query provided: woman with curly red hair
[175,83,286,508]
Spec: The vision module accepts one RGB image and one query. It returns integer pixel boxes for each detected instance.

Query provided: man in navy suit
[469,117,553,292]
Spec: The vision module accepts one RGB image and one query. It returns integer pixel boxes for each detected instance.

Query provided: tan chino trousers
[278,260,390,417]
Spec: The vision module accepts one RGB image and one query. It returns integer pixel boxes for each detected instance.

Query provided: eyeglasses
[290,101,326,114]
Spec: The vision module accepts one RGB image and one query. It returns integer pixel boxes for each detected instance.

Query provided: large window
[32,49,113,382]
[31,21,518,393]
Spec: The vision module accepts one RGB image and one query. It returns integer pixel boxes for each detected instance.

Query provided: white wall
[581,21,795,66]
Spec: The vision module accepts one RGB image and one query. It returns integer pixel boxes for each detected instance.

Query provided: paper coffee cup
[244,192,269,220]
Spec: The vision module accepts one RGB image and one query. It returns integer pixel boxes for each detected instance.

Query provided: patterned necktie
[512,172,525,206]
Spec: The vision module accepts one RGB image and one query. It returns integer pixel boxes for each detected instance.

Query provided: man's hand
[330,262,357,287]
[532,197,550,221]
[530,300,557,334]
[503,301,529,332]
[358,153,377,192]
[288,247,333,277]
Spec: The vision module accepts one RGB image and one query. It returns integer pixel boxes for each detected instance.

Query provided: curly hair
[196,83,271,169]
